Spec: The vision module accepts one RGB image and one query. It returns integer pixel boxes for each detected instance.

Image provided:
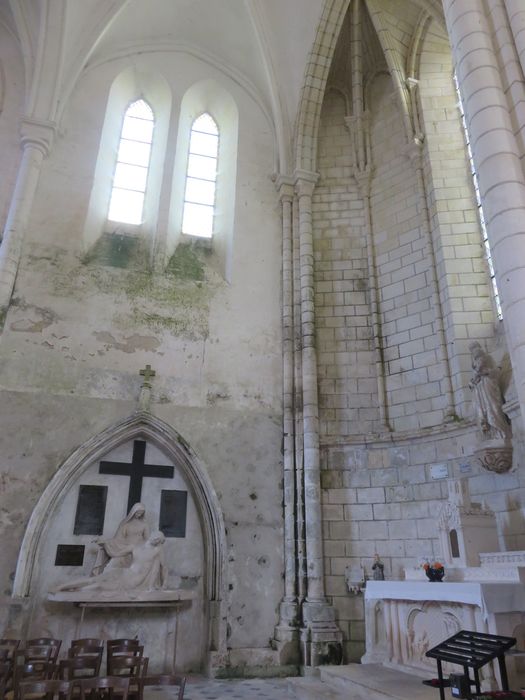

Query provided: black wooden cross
[99,440,174,514]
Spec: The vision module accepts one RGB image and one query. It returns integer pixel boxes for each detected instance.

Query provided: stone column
[0,118,55,323]
[274,177,299,662]
[443,0,525,427]
[295,171,323,603]
[295,170,342,667]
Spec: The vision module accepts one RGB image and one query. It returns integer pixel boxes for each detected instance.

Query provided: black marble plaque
[159,489,187,538]
[73,485,107,535]
[55,544,85,566]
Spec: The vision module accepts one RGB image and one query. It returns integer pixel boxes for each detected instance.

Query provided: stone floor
[146,677,292,700]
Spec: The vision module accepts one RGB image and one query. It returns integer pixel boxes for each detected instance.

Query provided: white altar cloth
[365,581,525,619]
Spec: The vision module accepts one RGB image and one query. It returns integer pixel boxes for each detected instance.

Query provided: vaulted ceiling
[0,0,448,172]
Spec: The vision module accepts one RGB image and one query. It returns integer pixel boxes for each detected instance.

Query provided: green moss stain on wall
[41,242,217,340]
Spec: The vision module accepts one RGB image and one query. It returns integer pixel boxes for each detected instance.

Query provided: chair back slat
[56,658,100,681]
[141,675,186,700]
[70,640,103,649]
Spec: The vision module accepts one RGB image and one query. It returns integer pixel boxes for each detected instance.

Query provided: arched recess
[294,0,446,174]
[12,411,226,631]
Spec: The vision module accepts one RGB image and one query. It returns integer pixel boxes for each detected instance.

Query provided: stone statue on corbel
[468,342,513,473]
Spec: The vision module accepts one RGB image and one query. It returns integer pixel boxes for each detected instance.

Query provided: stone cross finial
[139,364,156,387]
[138,365,156,412]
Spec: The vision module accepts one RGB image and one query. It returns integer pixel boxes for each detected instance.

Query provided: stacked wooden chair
[0,636,185,700]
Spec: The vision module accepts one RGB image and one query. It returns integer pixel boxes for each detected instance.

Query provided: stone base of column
[300,599,343,669]
[273,599,301,665]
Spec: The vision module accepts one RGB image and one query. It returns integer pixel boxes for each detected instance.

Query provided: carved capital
[20,117,56,156]
[475,444,513,474]
[294,169,319,198]
[275,174,295,202]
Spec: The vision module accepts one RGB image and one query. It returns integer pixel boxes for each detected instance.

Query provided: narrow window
[108,99,154,226]
[454,74,503,320]
[182,113,219,238]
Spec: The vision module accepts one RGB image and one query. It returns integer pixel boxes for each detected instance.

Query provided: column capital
[294,169,319,197]
[275,174,295,202]
[20,117,56,157]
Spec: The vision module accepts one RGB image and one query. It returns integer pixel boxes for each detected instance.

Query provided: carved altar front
[363,581,525,689]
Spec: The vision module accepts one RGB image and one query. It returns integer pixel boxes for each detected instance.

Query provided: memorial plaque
[73,485,108,535]
[159,489,187,538]
[55,544,85,566]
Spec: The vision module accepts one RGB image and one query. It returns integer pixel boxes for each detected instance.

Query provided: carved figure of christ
[99,440,174,513]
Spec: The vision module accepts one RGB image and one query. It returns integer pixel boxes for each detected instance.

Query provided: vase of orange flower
[424,562,445,582]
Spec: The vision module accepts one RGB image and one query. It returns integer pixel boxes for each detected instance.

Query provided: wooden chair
[18,679,72,700]
[7,662,55,700]
[15,648,54,669]
[106,647,142,675]
[107,658,147,700]
[141,675,186,700]
[25,643,61,664]
[79,677,129,700]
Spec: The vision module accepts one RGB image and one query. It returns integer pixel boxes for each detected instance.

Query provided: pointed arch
[294,0,446,173]
[13,411,226,610]
[294,0,351,173]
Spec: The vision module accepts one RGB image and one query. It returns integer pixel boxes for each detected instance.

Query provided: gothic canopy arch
[294,0,445,173]
[12,411,226,603]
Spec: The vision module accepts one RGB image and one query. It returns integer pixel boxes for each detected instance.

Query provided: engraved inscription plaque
[159,489,188,538]
[74,485,108,535]
[55,544,85,566]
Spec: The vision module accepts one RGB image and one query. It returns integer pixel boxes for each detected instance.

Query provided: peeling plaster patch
[0,508,17,533]
[93,331,160,354]
[9,301,58,333]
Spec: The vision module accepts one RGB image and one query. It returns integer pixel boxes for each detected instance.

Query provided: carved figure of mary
[91,502,150,576]
[468,342,511,441]
[56,532,167,594]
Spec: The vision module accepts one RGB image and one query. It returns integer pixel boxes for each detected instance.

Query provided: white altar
[361,480,525,690]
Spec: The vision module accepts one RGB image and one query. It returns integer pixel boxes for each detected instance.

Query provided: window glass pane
[193,113,218,135]
[185,177,216,206]
[187,154,216,180]
[113,162,148,192]
[127,99,154,120]
[117,139,151,167]
[182,202,214,238]
[108,189,144,224]
[189,131,218,158]
[121,116,154,143]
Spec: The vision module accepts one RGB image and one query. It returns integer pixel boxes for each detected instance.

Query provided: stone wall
[0,46,284,673]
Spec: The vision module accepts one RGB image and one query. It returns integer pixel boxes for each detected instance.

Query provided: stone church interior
[1,0,525,697]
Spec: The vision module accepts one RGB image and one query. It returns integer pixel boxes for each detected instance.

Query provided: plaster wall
[0,48,284,672]
[0,20,24,235]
